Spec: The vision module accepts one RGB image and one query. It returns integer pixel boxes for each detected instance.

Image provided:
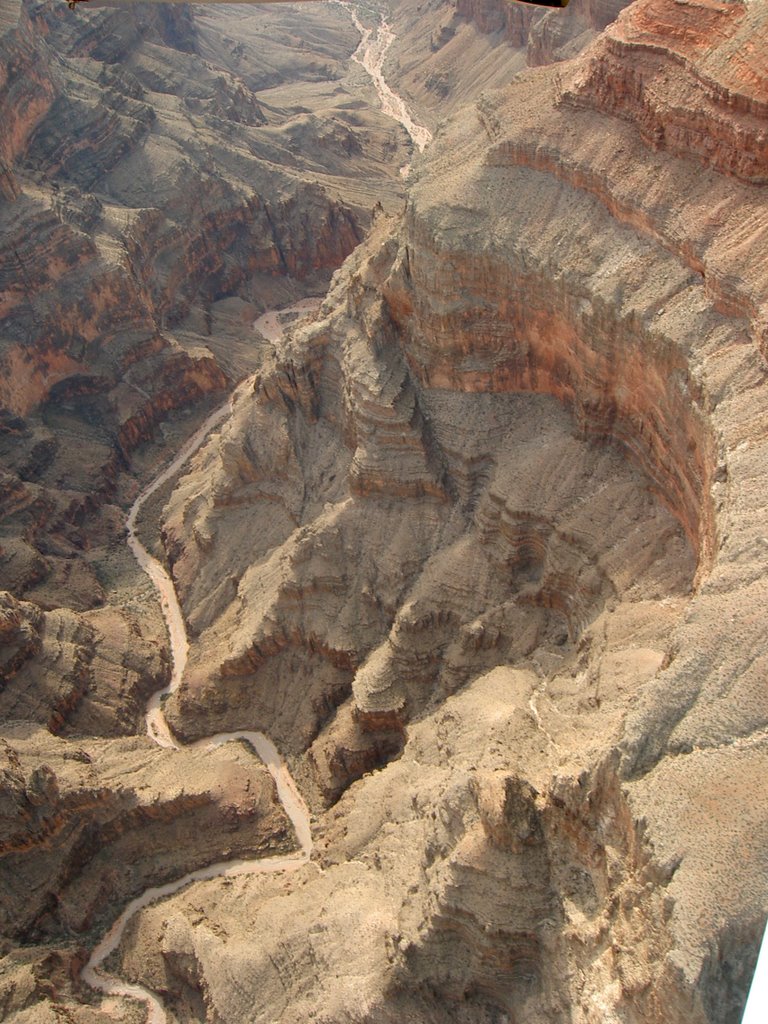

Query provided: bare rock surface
[162,244,693,785]
[0,725,292,1022]
[0,1,416,1019]
[0,726,292,941]
[139,1,768,1021]
[0,0,411,733]
[382,0,632,127]
[0,590,168,736]
[3,0,768,1022]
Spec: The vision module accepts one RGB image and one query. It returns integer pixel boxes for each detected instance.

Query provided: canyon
[1,0,767,1022]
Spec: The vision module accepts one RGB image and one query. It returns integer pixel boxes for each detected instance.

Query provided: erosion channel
[3,0,768,1021]
[81,17,429,1019]
[81,304,318,1023]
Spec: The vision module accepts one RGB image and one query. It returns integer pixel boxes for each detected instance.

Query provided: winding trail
[82,304,317,1023]
[81,11,431,1011]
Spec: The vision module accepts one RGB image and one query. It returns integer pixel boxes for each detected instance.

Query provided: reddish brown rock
[148,2,768,1021]
[568,0,768,182]
[2,1,767,1021]
[0,728,293,942]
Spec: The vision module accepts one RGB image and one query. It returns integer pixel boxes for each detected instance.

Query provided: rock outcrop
[141,0,768,1021]
[3,0,768,1022]
[383,0,631,126]
[0,0,412,737]
[568,0,768,183]
[0,589,172,736]
[0,725,293,1022]
[0,727,292,943]
[161,259,693,796]
[0,1,412,1018]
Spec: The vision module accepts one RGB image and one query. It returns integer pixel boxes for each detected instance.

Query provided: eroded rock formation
[0,726,292,1022]
[142,1,768,1021]
[2,0,768,1022]
[0,0,410,737]
[0,0,411,1016]
[383,0,631,125]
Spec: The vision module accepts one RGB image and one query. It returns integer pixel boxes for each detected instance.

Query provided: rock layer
[162,239,693,805]
[569,0,768,183]
[0,727,292,943]
[147,0,768,1020]
[0,2,414,1018]
[3,0,768,1022]
[384,0,631,126]
[0,0,411,738]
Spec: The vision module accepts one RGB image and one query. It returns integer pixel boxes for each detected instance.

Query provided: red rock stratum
[141,2,768,1022]
[1,0,767,1022]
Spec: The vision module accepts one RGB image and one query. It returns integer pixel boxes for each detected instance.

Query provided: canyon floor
[1,0,768,1022]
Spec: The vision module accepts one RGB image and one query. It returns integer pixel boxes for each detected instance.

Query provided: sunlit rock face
[0,726,291,944]
[0,0,409,741]
[0,0,409,1014]
[383,0,632,126]
[569,0,768,183]
[148,1,768,1021]
[161,222,694,778]
[455,0,629,59]
[2,0,768,1022]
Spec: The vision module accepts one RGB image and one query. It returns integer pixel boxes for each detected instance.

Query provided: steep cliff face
[0,727,292,943]
[161,228,693,784]
[454,0,630,61]
[383,6,768,1012]
[0,579,175,737]
[0,0,411,739]
[3,0,768,1022]
[568,0,768,183]
[145,1,768,1021]
[0,726,293,1022]
[0,3,412,1017]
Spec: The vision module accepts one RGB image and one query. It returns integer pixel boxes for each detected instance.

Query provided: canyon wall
[0,0,410,739]
[0,0,410,1014]
[384,0,632,126]
[2,0,768,1022]
[145,1,768,1021]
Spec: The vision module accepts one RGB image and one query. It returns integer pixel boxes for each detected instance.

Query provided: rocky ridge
[2,0,768,1022]
[140,1,768,1021]
[382,0,631,126]
[0,0,411,736]
[0,724,292,1023]
[0,0,413,1017]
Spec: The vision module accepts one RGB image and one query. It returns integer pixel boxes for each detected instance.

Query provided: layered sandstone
[0,1,412,1018]
[0,0,413,738]
[0,726,293,1022]
[383,0,631,126]
[454,0,630,63]
[141,1,768,1021]
[567,0,768,183]
[161,249,692,797]
[3,0,768,1022]
[0,727,292,942]
[0,585,174,737]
